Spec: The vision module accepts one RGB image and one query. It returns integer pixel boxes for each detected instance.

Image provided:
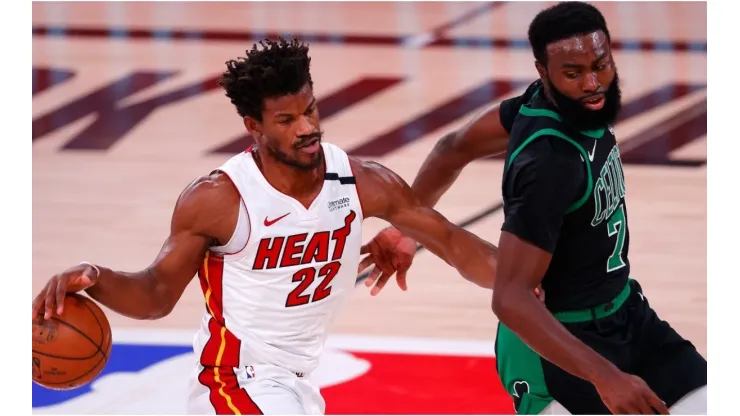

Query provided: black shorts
[495,279,707,414]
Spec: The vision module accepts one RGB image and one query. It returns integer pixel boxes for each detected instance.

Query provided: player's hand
[594,370,669,414]
[32,263,101,320]
[358,227,417,296]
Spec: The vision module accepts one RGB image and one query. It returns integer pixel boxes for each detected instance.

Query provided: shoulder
[172,171,241,236]
[517,133,584,161]
[349,157,407,188]
[506,133,586,186]
[348,157,416,218]
[499,80,544,129]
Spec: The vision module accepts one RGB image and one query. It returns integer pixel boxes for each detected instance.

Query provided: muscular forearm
[449,230,497,289]
[492,289,619,385]
[85,267,174,320]
[411,132,467,207]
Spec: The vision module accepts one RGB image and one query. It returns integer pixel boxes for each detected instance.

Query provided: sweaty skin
[32,149,499,321]
[32,173,240,321]
[360,28,668,415]
[350,158,498,289]
[410,104,510,208]
[358,102,511,293]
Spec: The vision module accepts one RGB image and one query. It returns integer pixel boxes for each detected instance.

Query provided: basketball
[32,293,112,390]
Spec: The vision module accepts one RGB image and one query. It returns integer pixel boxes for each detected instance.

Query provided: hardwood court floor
[32,0,707,365]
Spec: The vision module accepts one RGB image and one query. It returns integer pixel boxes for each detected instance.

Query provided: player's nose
[582,72,601,93]
[295,115,314,137]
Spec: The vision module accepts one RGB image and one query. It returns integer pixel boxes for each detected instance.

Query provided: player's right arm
[491,141,669,415]
[31,173,240,321]
[410,103,511,207]
[359,84,539,293]
[412,81,540,208]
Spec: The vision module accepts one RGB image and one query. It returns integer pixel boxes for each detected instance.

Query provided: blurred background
[32,1,707,414]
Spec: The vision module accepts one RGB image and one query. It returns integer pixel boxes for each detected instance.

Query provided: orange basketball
[32,293,112,390]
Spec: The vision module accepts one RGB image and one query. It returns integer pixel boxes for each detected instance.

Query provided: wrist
[585,357,621,386]
[79,261,101,279]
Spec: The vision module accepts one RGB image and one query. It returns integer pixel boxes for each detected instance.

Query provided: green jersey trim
[507,128,593,214]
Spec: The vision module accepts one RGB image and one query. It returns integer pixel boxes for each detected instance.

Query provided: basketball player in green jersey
[359,2,707,414]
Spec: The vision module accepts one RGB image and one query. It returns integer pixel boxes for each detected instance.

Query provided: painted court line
[111,328,497,356]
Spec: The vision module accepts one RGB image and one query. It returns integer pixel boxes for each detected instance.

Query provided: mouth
[582,94,606,110]
[297,137,321,154]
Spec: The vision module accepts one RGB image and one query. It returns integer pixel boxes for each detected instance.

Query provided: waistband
[552,279,631,323]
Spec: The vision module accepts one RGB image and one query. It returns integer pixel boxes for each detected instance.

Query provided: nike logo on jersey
[588,140,597,162]
[264,213,290,226]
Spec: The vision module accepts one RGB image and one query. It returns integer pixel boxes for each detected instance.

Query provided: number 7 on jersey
[606,204,627,272]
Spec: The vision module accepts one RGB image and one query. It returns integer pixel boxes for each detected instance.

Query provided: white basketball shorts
[187,363,325,415]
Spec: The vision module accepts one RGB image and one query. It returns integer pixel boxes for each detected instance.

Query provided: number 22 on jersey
[286,262,341,307]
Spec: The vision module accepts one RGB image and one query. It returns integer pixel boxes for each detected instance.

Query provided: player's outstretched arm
[352,158,497,289]
[32,173,240,321]
[356,86,541,294]
[411,103,510,208]
[411,81,543,208]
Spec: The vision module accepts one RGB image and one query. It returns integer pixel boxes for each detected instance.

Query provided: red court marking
[322,351,514,415]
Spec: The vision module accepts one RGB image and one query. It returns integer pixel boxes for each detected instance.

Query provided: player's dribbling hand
[358,227,416,296]
[594,371,670,414]
[32,263,100,320]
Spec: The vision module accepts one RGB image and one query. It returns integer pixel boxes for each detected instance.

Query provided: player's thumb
[75,268,99,289]
[360,242,372,255]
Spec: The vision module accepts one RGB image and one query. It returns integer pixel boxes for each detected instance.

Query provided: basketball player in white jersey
[32,37,505,415]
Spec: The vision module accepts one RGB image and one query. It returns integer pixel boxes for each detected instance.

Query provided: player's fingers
[357,255,375,274]
[55,276,68,316]
[364,266,383,287]
[44,279,59,320]
[645,392,670,415]
[631,392,661,415]
[370,273,389,296]
[637,398,658,415]
[396,268,408,291]
[32,289,46,318]
[360,242,372,255]
[615,401,639,415]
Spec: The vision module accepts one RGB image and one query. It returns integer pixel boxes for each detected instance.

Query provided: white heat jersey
[192,142,364,376]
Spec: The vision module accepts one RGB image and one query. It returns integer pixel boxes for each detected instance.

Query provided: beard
[264,131,324,171]
[545,71,622,131]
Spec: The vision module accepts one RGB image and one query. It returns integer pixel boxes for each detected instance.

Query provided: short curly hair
[528,1,611,66]
[218,37,313,121]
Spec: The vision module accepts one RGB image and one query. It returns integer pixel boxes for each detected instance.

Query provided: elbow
[143,302,174,320]
[491,285,518,321]
[432,131,465,165]
[435,131,458,152]
[140,279,177,320]
[146,289,176,320]
[491,289,506,317]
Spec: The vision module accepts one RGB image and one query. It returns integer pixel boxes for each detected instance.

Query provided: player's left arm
[351,157,498,289]
[491,143,628,387]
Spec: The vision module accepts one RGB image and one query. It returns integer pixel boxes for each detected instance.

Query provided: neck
[541,80,560,110]
[252,148,324,197]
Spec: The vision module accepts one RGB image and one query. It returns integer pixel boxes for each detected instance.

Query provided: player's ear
[535,61,547,80]
[243,116,263,139]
